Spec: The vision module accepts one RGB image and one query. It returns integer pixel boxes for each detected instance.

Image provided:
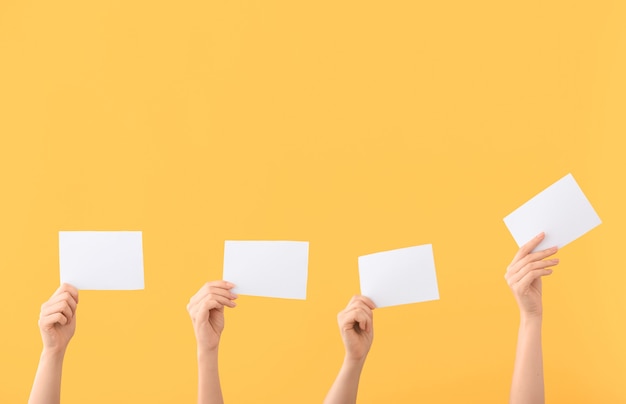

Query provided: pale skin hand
[29,284,79,404]
[324,296,376,404]
[506,232,559,404]
[187,281,237,404]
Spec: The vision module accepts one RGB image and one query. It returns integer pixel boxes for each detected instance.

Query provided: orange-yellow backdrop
[1,1,624,403]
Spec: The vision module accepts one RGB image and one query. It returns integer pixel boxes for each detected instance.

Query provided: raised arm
[324,295,376,404]
[187,281,237,404]
[29,284,79,404]
[505,232,559,404]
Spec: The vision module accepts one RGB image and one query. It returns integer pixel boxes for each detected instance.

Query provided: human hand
[337,296,376,363]
[187,281,237,353]
[505,232,559,319]
[38,284,79,354]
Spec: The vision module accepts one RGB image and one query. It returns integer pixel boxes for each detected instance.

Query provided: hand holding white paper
[359,244,440,308]
[59,231,144,290]
[503,173,602,252]
[222,240,309,300]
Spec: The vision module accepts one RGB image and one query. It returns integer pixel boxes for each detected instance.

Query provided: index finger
[207,280,235,289]
[55,283,79,304]
[189,280,236,306]
[510,232,545,265]
[358,296,376,310]
[347,295,376,310]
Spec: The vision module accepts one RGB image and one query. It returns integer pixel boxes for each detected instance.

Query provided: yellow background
[1,0,624,402]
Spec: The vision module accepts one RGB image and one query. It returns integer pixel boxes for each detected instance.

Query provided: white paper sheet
[222,241,309,300]
[59,231,144,290]
[504,173,602,252]
[359,244,439,308]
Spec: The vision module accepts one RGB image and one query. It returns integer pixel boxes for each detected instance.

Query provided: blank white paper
[59,231,144,290]
[359,244,439,308]
[504,173,602,252]
[222,241,309,300]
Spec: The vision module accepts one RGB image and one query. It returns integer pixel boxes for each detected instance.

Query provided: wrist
[343,354,367,369]
[41,346,67,361]
[519,314,543,333]
[197,345,219,359]
[194,331,221,356]
[197,346,219,374]
[520,312,543,324]
[518,303,543,320]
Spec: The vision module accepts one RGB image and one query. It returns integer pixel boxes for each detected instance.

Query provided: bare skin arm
[187,281,237,404]
[29,284,79,404]
[506,232,559,404]
[324,296,376,404]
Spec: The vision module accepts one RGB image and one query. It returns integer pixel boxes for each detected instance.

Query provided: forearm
[28,348,66,404]
[510,316,544,404]
[324,357,366,404]
[197,348,223,404]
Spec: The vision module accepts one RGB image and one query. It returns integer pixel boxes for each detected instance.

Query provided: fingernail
[553,258,559,263]
[231,293,238,299]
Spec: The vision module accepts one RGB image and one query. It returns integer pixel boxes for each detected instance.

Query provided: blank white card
[359,244,440,308]
[59,231,144,290]
[223,241,309,300]
[504,173,602,252]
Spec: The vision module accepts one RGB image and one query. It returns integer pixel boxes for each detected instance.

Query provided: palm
[41,316,76,351]
[343,325,372,361]
[519,277,543,316]
[200,308,225,349]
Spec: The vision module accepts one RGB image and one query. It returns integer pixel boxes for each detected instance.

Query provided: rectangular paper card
[59,231,145,290]
[222,241,309,300]
[359,244,439,308]
[504,173,602,252]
